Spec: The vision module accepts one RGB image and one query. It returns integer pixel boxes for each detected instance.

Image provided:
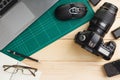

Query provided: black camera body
[75,2,118,60]
[75,31,116,60]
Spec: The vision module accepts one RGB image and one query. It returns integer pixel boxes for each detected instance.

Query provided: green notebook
[1,0,94,61]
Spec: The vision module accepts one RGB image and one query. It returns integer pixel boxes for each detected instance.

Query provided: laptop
[0,0,58,50]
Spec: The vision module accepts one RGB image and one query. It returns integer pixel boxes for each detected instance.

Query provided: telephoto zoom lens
[88,2,118,37]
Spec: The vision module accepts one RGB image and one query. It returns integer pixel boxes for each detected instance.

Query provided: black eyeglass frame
[3,65,37,77]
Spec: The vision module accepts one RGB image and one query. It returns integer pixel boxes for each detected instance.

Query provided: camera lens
[102,2,118,15]
[88,2,118,37]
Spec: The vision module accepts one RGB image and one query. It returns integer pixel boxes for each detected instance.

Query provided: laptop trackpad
[0,2,35,50]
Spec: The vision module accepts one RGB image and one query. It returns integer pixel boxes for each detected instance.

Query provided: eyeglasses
[3,65,37,77]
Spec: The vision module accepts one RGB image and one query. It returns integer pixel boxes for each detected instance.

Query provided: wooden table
[23,0,120,80]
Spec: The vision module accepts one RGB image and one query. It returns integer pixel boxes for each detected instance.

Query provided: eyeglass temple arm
[3,65,12,71]
[28,69,36,77]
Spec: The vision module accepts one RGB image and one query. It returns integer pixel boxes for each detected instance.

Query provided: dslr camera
[75,2,118,60]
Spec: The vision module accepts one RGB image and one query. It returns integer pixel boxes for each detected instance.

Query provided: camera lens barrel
[102,2,118,15]
[88,2,118,37]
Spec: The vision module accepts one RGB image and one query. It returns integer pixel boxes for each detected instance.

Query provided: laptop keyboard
[0,0,18,17]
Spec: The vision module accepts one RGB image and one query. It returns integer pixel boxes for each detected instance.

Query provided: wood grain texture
[23,0,120,80]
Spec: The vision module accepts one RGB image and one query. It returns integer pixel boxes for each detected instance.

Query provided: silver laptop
[0,0,58,50]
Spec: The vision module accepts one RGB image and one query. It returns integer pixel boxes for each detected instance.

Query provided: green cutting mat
[1,0,94,61]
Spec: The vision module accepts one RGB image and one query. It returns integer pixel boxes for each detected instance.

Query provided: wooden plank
[30,39,120,62]
[23,61,120,80]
